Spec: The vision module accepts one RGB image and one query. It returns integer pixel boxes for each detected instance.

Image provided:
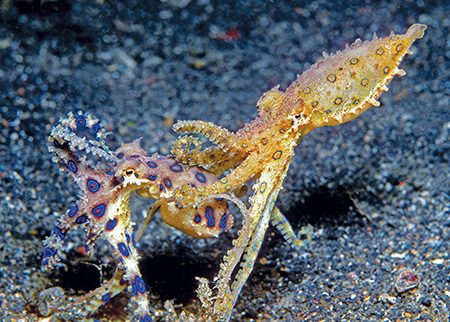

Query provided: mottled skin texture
[41,23,426,321]
[41,113,300,320]
[114,140,232,238]
[171,24,427,320]
[42,112,233,320]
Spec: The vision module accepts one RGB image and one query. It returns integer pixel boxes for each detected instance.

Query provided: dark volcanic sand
[0,0,448,321]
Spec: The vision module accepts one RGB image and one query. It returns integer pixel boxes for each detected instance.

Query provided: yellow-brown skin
[43,113,237,320]
[114,140,232,239]
[171,24,427,320]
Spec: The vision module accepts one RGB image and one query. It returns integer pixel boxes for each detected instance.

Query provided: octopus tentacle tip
[407,23,427,39]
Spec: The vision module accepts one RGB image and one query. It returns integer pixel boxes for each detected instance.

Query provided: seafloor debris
[395,268,420,293]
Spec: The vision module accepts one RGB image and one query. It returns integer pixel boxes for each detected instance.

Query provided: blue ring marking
[87,179,100,193]
[75,215,88,224]
[147,161,157,168]
[219,213,228,229]
[75,114,87,128]
[90,123,100,135]
[105,218,117,231]
[169,163,183,172]
[43,247,56,258]
[126,234,131,244]
[106,170,114,176]
[139,315,152,322]
[131,233,138,249]
[117,152,124,159]
[92,204,106,218]
[67,205,78,217]
[67,160,78,173]
[132,282,138,296]
[51,226,65,240]
[163,178,172,189]
[101,293,111,303]
[195,172,207,183]
[118,242,129,257]
[159,184,163,191]
[205,206,215,227]
[135,276,146,294]
[194,215,201,224]
[149,174,157,181]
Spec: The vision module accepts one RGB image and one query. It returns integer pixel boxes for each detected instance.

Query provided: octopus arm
[104,192,152,320]
[271,207,304,248]
[171,137,231,169]
[286,24,427,130]
[201,157,289,320]
[173,120,236,153]
[176,153,261,206]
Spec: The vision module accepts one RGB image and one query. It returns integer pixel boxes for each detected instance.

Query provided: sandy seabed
[0,1,448,321]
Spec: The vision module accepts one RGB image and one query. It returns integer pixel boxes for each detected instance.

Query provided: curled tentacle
[44,111,123,269]
[42,225,67,270]
[173,120,236,154]
[49,111,115,168]
[171,138,237,175]
[190,193,250,320]
[270,207,306,249]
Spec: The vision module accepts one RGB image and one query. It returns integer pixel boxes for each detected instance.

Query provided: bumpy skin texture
[171,24,427,320]
[42,24,426,321]
[42,112,233,320]
[115,140,232,238]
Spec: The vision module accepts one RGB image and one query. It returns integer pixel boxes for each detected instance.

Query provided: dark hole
[57,261,101,292]
[285,187,362,227]
[140,248,215,304]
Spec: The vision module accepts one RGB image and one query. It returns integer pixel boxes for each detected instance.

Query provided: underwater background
[0,0,448,320]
